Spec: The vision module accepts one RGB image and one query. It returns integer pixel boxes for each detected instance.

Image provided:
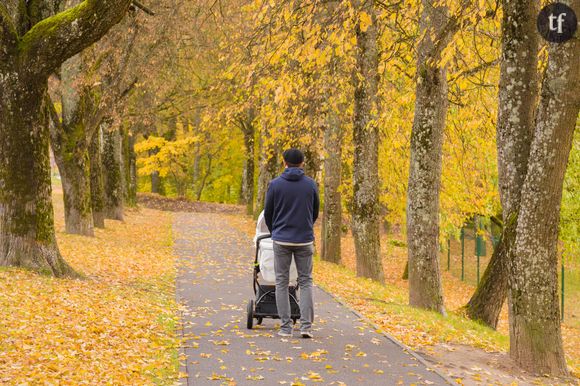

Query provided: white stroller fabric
[254,211,298,283]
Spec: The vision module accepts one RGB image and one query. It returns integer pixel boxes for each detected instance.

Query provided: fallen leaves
[0,206,179,384]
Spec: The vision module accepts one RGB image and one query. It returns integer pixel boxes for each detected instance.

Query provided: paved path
[175,212,448,385]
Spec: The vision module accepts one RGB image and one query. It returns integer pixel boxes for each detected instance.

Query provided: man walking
[264,149,320,338]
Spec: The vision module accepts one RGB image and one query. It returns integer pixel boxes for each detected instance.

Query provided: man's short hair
[283,149,304,166]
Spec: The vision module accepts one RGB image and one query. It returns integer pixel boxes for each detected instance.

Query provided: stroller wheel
[246,299,254,330]
[257,317,263,325]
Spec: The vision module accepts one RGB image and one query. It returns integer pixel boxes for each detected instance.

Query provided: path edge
[314,283,454,385]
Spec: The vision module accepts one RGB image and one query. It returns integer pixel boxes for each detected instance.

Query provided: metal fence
[443,226,573,322]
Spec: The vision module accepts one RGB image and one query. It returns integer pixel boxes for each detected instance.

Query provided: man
[264,149,320,338]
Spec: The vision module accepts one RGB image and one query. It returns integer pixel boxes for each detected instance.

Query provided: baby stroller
[246,212,300,329]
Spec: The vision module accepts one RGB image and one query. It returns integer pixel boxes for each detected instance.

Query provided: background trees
[0,0,132,276]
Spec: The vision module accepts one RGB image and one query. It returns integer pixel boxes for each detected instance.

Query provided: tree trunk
[192,141,201,196]
[122,127,137,207]
[0,74,75,276]
[255,128,278,218]
[196,155,213,201]
[240,114,256,216]
[508,16,579,374]
[89,126,106,228]
[321,114,342,264]
[103,126,124,221]
[351,1,384,283]
[49,54,95,237]
[406,0,449,313]
[51,143,94,237]
[465,0,540,327]
[466,216,515,326]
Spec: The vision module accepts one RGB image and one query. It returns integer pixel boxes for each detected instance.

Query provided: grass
[313,257,509,354]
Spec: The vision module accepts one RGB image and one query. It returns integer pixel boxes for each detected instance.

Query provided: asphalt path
[175,212,448,385]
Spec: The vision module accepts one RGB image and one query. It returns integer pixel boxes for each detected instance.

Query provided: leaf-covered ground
[0,197,179,384]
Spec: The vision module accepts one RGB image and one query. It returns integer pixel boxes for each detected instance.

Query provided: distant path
[175,212,448,385]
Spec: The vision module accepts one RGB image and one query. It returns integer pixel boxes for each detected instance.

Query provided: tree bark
[466,0,540,327]
[49,55,95,237]
[508,12,579,373]
[122,126,137,207]
[351,1,384,283]
[0,0,131,275]
[51,132,94,236]
[321,113,342,265]
[196,155,213,201]
[466,215,515,327]
[89,125,106,228]
[102,125,124,221]
[406,0,450,313]
[0,74,75,276]
[240,111,256,216]
[255,126,278,218]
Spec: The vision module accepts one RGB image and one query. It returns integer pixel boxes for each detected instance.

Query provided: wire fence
[442,225,577,326]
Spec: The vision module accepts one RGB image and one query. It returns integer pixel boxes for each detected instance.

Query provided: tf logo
[537,3,578,42]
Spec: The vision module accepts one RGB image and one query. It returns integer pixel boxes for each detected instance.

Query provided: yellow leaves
[0,208,178,383]
[210,339,230,346]
[359,11,373,33]
[299,349,328,362]
[306,371,323,382]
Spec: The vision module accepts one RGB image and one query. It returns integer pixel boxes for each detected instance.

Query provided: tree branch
[18,0,132,77]
[132,0,155,16]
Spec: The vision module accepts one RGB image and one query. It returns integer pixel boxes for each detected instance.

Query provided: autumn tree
[465,0,540,328]
[507,0,579,373]
[351,2,384,282]
[406,0,463,312]
[0,0,132,276]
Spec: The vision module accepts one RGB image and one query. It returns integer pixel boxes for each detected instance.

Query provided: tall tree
[508,2,579,372]
[103,125,125,221]
[465,0,540,328]
[0,0,132,276]
[406,0,454,313]
[255,124,278,218]
[321,111,343,264]
[89,125,106,228]
[351,2,384,282]
[238,108,256,215]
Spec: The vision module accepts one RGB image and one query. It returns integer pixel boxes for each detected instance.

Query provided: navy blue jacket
[264,167,320,243]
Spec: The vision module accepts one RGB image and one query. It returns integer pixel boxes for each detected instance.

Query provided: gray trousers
[273,242,314,333]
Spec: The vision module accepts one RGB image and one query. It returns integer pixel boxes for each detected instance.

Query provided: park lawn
[228,214,579,377]
[0,202,179,384]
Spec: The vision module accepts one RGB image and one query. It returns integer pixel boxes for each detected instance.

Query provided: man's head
[283,148,304,168]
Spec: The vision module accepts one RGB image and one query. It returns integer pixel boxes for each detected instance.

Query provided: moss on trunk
[0,71,76,276]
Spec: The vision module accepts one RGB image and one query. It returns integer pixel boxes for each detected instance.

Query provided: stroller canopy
[254,211,298,283]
